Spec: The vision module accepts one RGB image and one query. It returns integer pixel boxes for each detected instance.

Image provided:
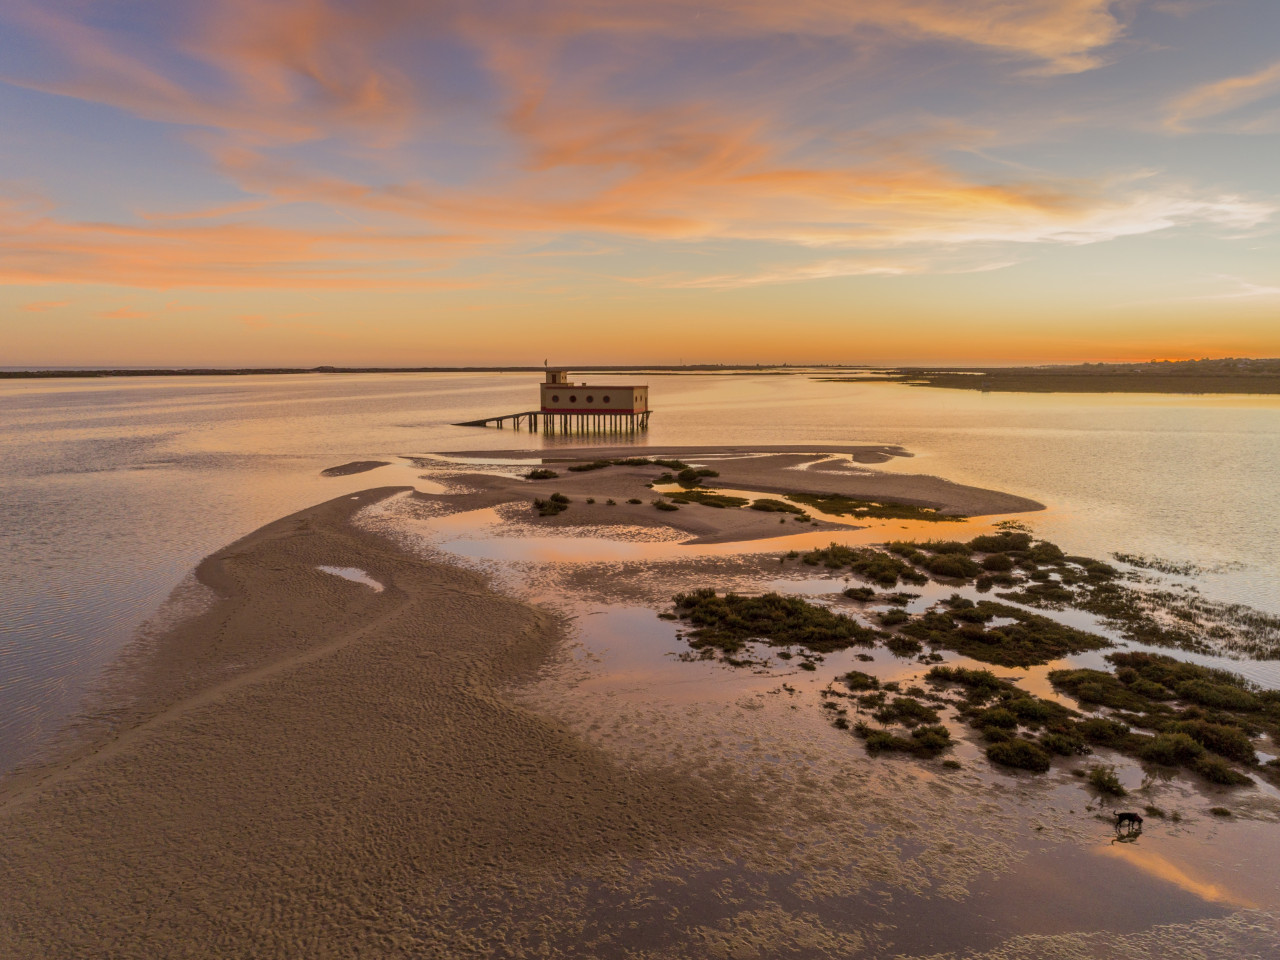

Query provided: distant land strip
[817,358,1280,394]
[0,365,836,380]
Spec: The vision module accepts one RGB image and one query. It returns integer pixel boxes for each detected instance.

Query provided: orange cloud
[0,194,483,290]
[1165,59,1280,132]
[22,300,69,311]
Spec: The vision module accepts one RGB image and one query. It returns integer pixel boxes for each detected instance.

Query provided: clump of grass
[750,498,806,515]
[585,497,596,504]
[606,498,616,506]
[627,498,643,504]
[844,587,877,602]
[1143,804,1167,818]
[986,739,1053,773]
[884,635,922,658]
[671,589,881,654]
[902,600,1109,667]
[524,468,558,480]
[784,492,963,523]
[666,490,749,509]
[856,722,953,758]
[873,696,939,727]
[843,670,880,691]
[567,459,613,472]
[801,543,928,588]
[1209,806,1232,817]
[533,492,571,516]
[941,759,962,770]
[653,499,679,512]
[676,466,719,487]
[1086,764,1127,796]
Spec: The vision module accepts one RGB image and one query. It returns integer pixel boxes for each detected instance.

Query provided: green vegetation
[677,467,720,487]
[1087,764,1127,797]
[653,500,680,512]
[524,468,558,480]
[899,600,1109,667]
[784,492,963,522]
[627,498,643,504]
[856,722,953,758]
[750,498,806,515]
[671,589,881,655]
[798,543,927,587]
[532,492,571,516]
[567,459,613,472]
[986,739,1052,773]
[666,490,750,509]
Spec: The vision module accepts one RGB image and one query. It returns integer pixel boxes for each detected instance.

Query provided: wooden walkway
[454,410,651,433]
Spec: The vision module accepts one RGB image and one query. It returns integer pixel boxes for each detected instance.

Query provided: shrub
[1076,718,1129,745]
[968,531,1033,553]
[982,553,1014,572]
[1192,755,1252,786]
[672,589,880,654]
[549,492,570,504]
[879,609,910,627]
[979,707,1019,730]
[922,553,983,580]
[627,498,643,504]
[987,739,1052,773]
[1041,731,1090,756]
[844,587,876,601]
[1086,764,1127,796]
[1137,732,1204,766]
[1164,720,1256,764]
[524,468,558,480]
[884,635,922,657]
[873,697,939,727]
[843,670,880,691]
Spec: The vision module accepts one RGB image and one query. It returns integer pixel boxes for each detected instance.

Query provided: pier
[454,369,651,434]
[453,409,651,433]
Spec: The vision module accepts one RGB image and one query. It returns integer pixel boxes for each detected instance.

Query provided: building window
[603,395,610,402]
[552,395,559,402]
[586,395,593,402]
[570,395,577,402]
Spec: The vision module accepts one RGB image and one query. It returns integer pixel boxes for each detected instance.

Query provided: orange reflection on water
[1096,844,1256,909]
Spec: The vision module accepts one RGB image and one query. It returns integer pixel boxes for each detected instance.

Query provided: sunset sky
[2,0,1277,366]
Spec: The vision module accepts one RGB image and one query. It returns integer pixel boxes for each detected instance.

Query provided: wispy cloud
[1165,59,1280,132]
[21,300,69,311]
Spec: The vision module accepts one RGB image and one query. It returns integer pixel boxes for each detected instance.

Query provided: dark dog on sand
[1115,811,1144,828]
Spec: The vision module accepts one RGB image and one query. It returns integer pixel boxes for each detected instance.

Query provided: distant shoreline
[7,357,1280,393]
[817,358,1280,395]
[2,365,845,380]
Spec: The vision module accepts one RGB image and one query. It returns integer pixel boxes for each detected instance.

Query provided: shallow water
[1,371,1278,777]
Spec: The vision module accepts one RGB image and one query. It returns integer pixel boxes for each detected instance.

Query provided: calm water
[2,372,1279,773]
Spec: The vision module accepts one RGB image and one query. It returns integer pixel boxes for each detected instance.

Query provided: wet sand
[414,449,1043,545]
[3,455,1277,958]
[0,488,758,958]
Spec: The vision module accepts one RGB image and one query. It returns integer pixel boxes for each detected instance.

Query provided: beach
[3,448,1279,958]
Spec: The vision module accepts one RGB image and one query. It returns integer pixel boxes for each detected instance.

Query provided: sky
[1,0,1278,367]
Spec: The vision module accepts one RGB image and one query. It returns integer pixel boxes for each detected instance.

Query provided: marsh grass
[750,498,806,515]
[1086,764,1127,796]
[532,493,571,516]
[524,468,558,480]
[671,589,881,655]
[784,492,963,522]
[665,490,750,509]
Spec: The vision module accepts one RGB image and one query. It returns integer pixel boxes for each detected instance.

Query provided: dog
[1115,811,1144,828]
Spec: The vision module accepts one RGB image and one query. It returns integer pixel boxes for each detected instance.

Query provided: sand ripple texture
[0,488,760,959]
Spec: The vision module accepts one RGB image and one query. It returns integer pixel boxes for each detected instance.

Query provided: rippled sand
[2,454,1277,958]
